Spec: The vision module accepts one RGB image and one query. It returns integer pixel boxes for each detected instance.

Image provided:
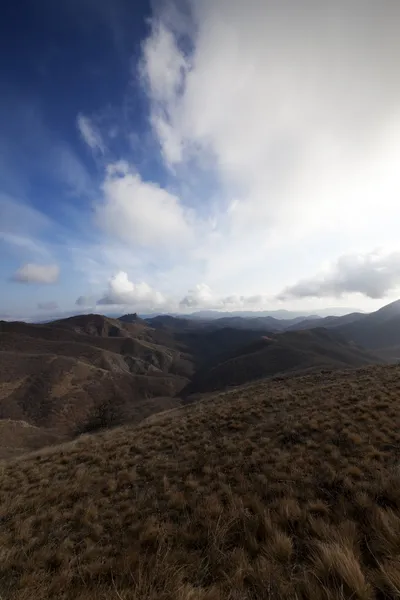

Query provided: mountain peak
[118,313,144,324]
[374,299,400,317]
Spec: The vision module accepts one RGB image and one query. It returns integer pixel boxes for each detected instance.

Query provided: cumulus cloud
[179,283,269,311]
[75,295,95,307]
[37,301,59,310]
[278,251,400,300]
[68,1,400,312]
[140,0,400,241]
[13,263,60,284]
[77,114,105,153]
[97,271,167,307]
[179,283,216,308]
[96,161,194,249]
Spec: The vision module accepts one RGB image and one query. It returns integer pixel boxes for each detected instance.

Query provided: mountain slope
[0,309,387,457]
[1,364,400,599]
[338,299,400,357]
[0,350,184,432]
[287,312,364,331]
[0,316,191,456]
[184,327,383,395]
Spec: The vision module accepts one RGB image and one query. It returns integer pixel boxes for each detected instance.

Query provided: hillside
[287,312,365,331]
[338,299,400,359]
[0,316,190,456]
[118,312,147,325]
[0,308,390,458]
[184,327,383,395]
[1,365,400,598]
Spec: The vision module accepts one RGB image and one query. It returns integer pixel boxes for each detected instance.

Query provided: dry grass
[2,364,400,598]
[0,350,185,451]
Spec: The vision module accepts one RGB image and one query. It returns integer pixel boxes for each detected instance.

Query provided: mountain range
[2,299,400,598]
[2,299,400,457]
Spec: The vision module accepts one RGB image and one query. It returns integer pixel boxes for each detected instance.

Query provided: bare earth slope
[1,365,400,598]
[0,316,190,456]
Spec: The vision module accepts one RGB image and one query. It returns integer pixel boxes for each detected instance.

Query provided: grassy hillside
[0,313,387,459]
[0,350,184,430]
[0,317,191,457]
[1,365,400,598]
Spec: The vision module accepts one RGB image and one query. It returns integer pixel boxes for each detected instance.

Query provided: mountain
[118,312,147,325]
[287,311,365,331]
[337,299,400,359]
[1,364,400,599]
[176,326,270,365]
[0,306,390,458]
[50,313,146,338]
[188,309,322,320]
[187,307,361,319]
[146,314,202,331]
[0,315,191,456]
[183,327,383,395]
[189,315,303,331]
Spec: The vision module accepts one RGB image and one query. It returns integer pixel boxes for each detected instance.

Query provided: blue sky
[2,0,400,320]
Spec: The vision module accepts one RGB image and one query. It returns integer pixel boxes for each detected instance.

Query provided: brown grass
[2,364,400,598]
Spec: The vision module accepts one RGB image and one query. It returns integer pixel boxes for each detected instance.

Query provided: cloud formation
[96,161,194,249]
[67,1,400,315]
[180,283,216,308]
[4,2,400,319]
[179,283,269,311]
[13,263,60,284]
[75,295,95,307]
[77,114,105,153]
[97,271,167,307]
[140,0,400,242]
[278,251,400,300]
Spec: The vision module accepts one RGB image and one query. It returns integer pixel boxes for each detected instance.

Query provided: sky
[2,0,400,320]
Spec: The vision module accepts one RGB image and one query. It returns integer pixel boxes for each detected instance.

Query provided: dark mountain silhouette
[183,327,383,395]
[287,312,365,331]
[118,313,147,325]
[187,308,351,319]
[146,314,203,331]
[336,300,400,359]
[177,327,270,365]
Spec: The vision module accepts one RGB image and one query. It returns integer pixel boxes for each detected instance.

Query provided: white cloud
[278,250,400,300]
[13,263,60,284]
[179,283,216,308]
[96,161,194,249]
[179,283,270,311]
[77,114,105,153]
[67,2,400,313]
[5,2,400,320]
[97,271,167,307]
[140,0,400,244]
